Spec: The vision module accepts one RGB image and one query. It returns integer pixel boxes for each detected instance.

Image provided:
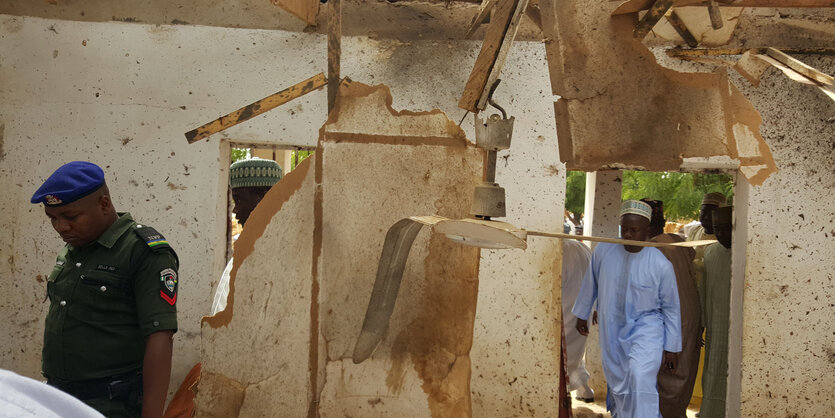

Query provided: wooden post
[327,0,342,113]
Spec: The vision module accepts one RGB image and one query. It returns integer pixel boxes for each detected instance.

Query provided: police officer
[32,161,178,418]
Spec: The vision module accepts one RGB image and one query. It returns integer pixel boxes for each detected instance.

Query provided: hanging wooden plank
[459,0,518,112]
[184,73,327,144]
[270,0,319,25]
[633,0,674,39]
[476,0,529,110]
[327,0,342,112]
[766,47,834,85]
[458,0,529,113]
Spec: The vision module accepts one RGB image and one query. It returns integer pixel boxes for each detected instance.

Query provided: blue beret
[31,161,105,206]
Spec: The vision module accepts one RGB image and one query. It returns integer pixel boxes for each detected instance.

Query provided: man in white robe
[573,200,682,418]
[562,239,594,401]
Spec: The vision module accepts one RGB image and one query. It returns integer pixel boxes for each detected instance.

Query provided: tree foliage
[565,170,734,223]
[565,171,587,223]
[621,171,733,221]
[230,148,250,163]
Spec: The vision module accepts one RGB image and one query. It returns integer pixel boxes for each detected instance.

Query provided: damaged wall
[0,14,564,414]
[732,58,835,417]
[544,0,776,184]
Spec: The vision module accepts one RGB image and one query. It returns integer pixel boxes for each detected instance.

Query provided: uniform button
[59,301,67,306]
[75,262,82,267]
[100,286,107,292]
[153,321,160,327]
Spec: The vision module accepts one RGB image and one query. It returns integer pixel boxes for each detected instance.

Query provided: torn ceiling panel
[542,0,776,184]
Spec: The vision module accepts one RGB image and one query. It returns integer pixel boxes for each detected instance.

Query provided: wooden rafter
[665,9,699,48]
[458,0,530,112]
[615,0,835,15]
[633,0,674,39]
[184,73,327,144]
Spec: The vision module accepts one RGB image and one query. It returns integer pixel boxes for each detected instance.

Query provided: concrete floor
[570,390,700,417]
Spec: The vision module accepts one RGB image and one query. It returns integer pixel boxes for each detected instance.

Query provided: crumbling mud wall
[200,81,485,416]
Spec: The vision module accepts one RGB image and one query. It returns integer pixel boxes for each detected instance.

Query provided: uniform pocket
[80,270,132,299]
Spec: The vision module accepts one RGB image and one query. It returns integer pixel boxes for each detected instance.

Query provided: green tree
[565,171,586,225]
[621,171,733,221]
[291,150,314,170]
[230,148,249,163]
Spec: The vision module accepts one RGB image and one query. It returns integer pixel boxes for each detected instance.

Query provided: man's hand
[575,318,590,336]
[663,351,679,374]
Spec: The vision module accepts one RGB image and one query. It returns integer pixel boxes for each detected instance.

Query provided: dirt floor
[570,390,700,417]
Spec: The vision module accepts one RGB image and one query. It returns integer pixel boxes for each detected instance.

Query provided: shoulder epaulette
[134,225,171,251]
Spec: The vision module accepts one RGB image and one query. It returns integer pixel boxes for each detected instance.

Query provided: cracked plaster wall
[730,58,835,417]
[0,14,564,415]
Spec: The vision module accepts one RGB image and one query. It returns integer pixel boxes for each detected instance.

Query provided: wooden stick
[615,0,835,15]
[707,0,724,29]
[666,10,699,48]
[527,230,717,248]
[327,0,342,112]
[465,0,499,39]
[766,47,834,85]
[633,0,674,40]
[184,73,327,144]
[667,47,835,58]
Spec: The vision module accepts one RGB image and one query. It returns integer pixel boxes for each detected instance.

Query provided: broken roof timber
[667,47,835,58]
[614,0,835,15]
[184,73,327,143]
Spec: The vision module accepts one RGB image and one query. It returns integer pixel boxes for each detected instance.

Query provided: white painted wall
[0,15,566,412]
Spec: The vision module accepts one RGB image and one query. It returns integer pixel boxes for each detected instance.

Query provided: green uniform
[43,213,178,415]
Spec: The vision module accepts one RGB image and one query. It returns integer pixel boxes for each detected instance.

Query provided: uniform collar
[95,212,134,249]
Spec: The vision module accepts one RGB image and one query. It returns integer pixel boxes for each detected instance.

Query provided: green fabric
[43,213,178,381]
[700,243,732,418]
[229,158,282,189]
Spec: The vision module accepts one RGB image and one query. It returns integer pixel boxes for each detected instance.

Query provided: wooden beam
[458,0,520,112]
[666,9,699,48]
[667,47,835,58]
[270,0,319,26]
[707,0,724,29]
[184,73,327,144]
[538,0,564,96]
[766,47,834,85]
[476,0,529,110]
[465,0,498,39]
[615,0,835,15]
[327,0,342,113]
[633,0,674,39]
